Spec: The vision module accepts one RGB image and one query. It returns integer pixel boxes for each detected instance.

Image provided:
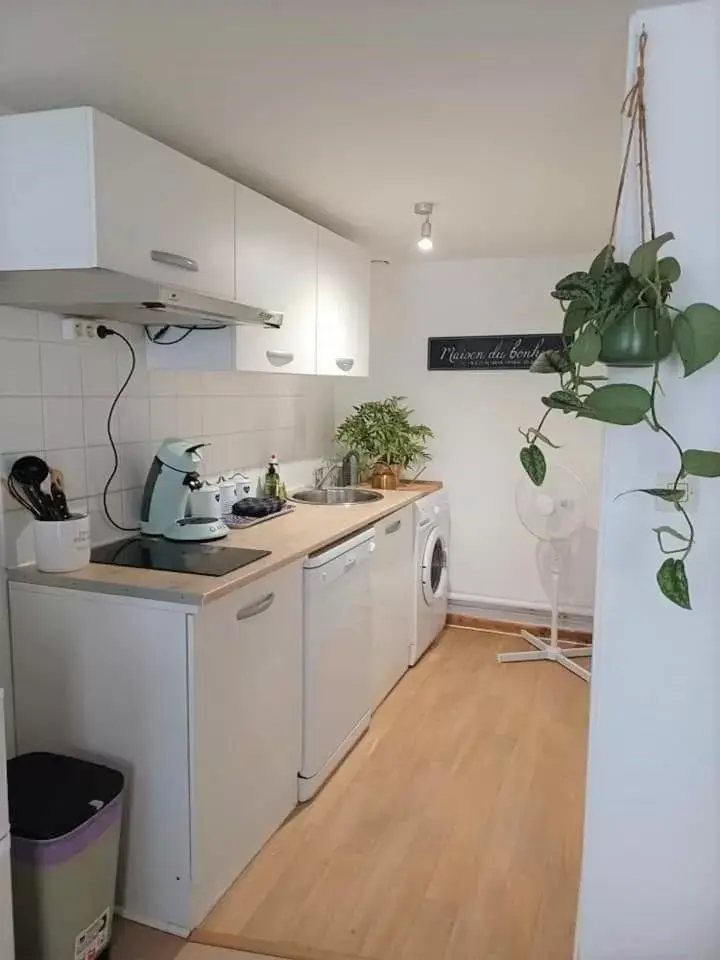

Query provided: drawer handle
[236,592,275,621]
[151,250,199,272]
[335,357,354,372]
[266,350,294,366]
[418,518,432,528]
[344,556,357,571]
[385,519,401,535]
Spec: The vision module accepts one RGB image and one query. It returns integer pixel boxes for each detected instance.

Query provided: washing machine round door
[421,527,448,605]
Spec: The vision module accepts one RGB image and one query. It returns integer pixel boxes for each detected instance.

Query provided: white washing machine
[410,490,450,665]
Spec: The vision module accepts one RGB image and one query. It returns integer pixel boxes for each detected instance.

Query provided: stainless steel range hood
[0,268,283,330]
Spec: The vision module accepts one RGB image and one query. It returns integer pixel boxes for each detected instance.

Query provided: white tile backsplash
[83,397,112,447]
[0,307,334,564]
[149,396,178,441]
[118,397,151,444]
[81,341,120,397]
[43,397,85,450]
[0,340,42,396]
[39,342,82,396]
[0,398,44,452]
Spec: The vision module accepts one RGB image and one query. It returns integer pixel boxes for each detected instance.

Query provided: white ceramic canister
[33,514,91,573]
[218,478,238,514]
[188,484,222,519]
[234,474,253,501]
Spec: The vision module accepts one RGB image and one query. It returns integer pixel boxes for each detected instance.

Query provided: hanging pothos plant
[518,30,720,611]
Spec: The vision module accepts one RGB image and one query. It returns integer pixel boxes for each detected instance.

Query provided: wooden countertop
[8,482,442,607]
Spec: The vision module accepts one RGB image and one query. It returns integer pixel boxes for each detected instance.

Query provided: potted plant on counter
[336,396,434,488]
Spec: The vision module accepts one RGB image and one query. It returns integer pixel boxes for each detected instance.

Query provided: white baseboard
[448,593,593,634]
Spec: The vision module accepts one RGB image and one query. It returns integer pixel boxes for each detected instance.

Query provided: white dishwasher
[299,527,375,801]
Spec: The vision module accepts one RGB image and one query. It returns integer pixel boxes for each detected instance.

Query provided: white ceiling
[0,0,668,261]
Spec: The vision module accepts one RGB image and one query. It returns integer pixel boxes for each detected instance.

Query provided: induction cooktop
[90,537,271,577]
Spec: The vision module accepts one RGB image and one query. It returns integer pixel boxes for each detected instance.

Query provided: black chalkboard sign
[427,334,565,371]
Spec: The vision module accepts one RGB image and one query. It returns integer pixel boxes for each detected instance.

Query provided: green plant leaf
[597,262,632,308]
[657,557,691,609]
[652,525,689,555]
[682,449,720,477]
[519,445,546,486]
[673,303,720,376]
[570,326,601,366]
[524,428,561,449]
[628,231,674,279]
[530,350,572,374]
[541,390,584,413]
[589,245,615,279]
[551,272,599,307]
[619,487,686,503]
[563,301,590,338]
[578,383,652,425]
[658,256,681,284]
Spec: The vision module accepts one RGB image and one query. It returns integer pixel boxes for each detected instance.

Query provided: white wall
[579,4,720,958]
[0,306,335,747]
[336,257,602,617]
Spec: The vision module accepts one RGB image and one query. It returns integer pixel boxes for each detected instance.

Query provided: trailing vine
[519,29,720,610]
[519,237,720,610]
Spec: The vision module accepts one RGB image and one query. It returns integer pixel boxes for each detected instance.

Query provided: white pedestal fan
[497,464,592,682]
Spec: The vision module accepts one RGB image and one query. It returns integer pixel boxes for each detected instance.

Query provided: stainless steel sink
[290,487,384,506]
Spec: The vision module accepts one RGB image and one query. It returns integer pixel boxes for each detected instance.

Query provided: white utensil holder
[33,514,91,573]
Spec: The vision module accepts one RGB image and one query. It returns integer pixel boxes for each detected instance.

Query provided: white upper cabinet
[233,185,318,375]
[0,107,236,299]
[316,227,369,377]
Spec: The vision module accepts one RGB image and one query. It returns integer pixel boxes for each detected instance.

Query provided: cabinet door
[316,227,369,377]
[372,506,415,707]
[93,110,236,299]
[233,185,318,375]
[190,562,302,926]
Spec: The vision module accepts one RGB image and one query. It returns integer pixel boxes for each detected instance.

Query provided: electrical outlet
[62,318,99,341]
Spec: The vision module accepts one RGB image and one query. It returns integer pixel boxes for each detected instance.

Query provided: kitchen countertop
[7,481,442,607]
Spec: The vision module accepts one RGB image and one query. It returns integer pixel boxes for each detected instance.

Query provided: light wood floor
[193,628,589,960]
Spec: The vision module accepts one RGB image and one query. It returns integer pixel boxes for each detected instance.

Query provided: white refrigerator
[0,690,13,960]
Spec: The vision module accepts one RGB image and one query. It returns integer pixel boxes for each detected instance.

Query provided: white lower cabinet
[9,562,302,935]
[372,506,415,707]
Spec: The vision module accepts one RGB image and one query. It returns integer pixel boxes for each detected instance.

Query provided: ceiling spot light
[414,202,434,251]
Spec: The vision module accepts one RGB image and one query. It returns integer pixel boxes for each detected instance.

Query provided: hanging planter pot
[600,306,673,367]
[516,28,720,611]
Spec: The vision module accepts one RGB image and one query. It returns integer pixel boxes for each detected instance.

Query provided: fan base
[497,630,591,682]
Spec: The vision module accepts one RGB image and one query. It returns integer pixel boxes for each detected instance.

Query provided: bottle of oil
[263,454,280,498]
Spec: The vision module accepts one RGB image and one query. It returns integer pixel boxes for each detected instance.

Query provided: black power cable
[144,325,197,345]
[97,325,141,533]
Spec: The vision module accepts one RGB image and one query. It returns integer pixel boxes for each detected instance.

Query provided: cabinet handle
[335,357,354,372]
[235,592,275,621]
[151,250,199,273]
[266,350,294,366]
[385,519,401,535]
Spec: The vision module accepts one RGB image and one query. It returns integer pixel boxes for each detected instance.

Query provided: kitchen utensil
[188,484,223,520]
[49,468,71,520]
[10,456,59,520]
[33,513,91,572]
[5,477,43,519]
